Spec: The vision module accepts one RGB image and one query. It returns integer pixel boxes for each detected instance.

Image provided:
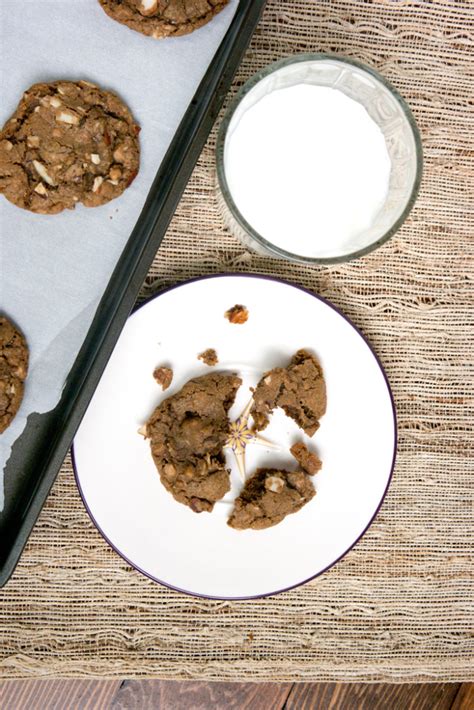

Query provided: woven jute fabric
[1,0,473,682]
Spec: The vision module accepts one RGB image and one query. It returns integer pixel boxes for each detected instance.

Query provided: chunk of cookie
[198,348,218,367]
[225,304,248,324]
[290,442,322,475]
[251,349,326,436]
[0,316,29,434]
[145,373,241,512]
[0,81,140,214]
[98,0,229,39]
[228,468,315,530]
[153,366,173,391]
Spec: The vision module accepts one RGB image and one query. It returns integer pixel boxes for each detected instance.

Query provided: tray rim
[0,0,268,587]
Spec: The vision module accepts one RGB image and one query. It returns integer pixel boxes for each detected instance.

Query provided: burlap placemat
[1,0,472,683]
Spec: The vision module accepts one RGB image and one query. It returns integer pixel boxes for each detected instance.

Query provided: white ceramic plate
[73,275,396,599]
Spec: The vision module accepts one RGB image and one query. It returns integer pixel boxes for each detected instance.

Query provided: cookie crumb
[198,348,218,366]
[225,304,248,324]
[290,442,322,475]
[153,366,173,390]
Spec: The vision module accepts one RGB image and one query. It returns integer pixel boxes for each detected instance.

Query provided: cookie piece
[290,442,322,475]
[251,349,326,436]
[98,0,229,39]
[198,348,218,366]
[228,468,315,530]
[153,366,173,391]
[0,81,140,214]
[225,304,248,324]
[0,317,29,434]
[145,372,241,512]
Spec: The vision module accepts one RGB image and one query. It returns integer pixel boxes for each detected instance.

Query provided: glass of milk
[216,54,422,263]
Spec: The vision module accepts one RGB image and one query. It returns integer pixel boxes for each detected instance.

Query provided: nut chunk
[290,442,322,475]
[198,348,218,367]
[153,366,173,391]
[0,317,29,433]
[228,468,315,530]
[251,349,326,436]
[225,304,248,324]
[145,373,241,513]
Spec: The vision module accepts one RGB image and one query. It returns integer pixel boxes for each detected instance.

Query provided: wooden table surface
[0,681,472,709]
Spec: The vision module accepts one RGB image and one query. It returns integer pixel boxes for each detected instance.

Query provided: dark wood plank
[110,680,293,710]
[0,679,120,710]
[451,683,474,710]
[285,682,461,710]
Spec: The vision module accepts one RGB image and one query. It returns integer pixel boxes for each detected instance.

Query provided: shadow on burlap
[0,0,472,682]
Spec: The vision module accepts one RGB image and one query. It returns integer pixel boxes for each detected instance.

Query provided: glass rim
[216,53,423,265]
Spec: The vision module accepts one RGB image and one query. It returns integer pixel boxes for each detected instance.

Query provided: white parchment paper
[0,0,238,509]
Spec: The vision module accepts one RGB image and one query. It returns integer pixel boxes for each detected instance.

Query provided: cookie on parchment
[98,0,229,39]
[0,317,29,434]
[0,81,140,215]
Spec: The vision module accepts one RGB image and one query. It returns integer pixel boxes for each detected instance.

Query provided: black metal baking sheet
[0,0,267,587]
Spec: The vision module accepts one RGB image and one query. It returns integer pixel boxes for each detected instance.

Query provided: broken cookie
[144,372,241,512]
[0,81,140,214]
[290,442,322,475]
[251,349,326,436]
[98,0,229,39]
[0,316,29,434]
[228,468,315,530]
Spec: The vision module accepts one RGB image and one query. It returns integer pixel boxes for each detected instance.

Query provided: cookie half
[0,316,29,434]
[251,349,327,436]
[228,468,316,530]
[0,81,140,214]
[98,0,229,39]
[144,372,241,512]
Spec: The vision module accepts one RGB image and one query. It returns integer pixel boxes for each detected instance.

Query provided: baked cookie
[228,468,315,530]
[98,0,229,39]
[0,316,29,434]
[0,81,140,214]
[144,372,241,512]
[251,349,327,436]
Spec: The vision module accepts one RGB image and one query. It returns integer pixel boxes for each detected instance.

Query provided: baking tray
[0,0,267,586]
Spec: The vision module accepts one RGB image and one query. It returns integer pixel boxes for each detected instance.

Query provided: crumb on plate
[153,365,173,390]
[225,304,248,324]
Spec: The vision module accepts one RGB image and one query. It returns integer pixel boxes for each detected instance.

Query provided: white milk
[224,83,391,259]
